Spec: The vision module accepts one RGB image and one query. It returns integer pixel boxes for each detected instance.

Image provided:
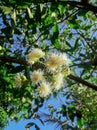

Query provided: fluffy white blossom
[46,53,70,71]
[45,53,62,71]
[14,73,26,87]
[59,53,71,66]
[37,82,51,98]
[27,48,45,64]
[31,70,44,84]
[52,72,64,90]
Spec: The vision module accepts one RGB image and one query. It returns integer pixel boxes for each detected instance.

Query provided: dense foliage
[0,0,97,129]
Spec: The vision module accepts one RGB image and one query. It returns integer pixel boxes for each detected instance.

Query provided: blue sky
[5,119,55,130]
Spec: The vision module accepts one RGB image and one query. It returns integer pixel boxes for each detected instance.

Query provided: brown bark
[68,74,97,91]
[42,0,97,14]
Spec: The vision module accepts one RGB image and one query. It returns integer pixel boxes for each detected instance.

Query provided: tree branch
[1,56,97,91]
[63,1,97,13]
[68,74,97,91]
[71,61,93,67]
[42,0,97,14]
[0,56,27,65]
[71,57,97,67]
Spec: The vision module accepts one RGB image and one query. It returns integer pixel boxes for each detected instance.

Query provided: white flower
[45,53,66,71]
[31,70,44,84]
[14,73,27,88]
[14,73,22,87]
[37,82,51,98]
[59,53,71,66]
[27,48,45,64]
[52,72,64,91]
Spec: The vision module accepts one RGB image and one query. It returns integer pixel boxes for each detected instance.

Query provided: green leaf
[54,39,61,49]
[51,24,59,44]
[58,5,66,15]
[10,0,32,6]
[77,119,84,128]
[3,77,11,83]
[68,105,75,110]
[69,20,79,29]
[78,10,87,17]
[32,5,42,24]
[27,7,33,19]
[67,15,80,29]
[53,24,59,34]
[53,92,57,98]
[61,105,66,115]
[10,9,17,26]
[0,6,12,14]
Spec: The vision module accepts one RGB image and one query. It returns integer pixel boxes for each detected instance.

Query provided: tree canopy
[0,0,97,129]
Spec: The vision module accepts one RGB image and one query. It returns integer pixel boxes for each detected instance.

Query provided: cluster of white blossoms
[14,48,71,98]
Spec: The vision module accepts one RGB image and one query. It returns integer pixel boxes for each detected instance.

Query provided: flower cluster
[14,48,71,98]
